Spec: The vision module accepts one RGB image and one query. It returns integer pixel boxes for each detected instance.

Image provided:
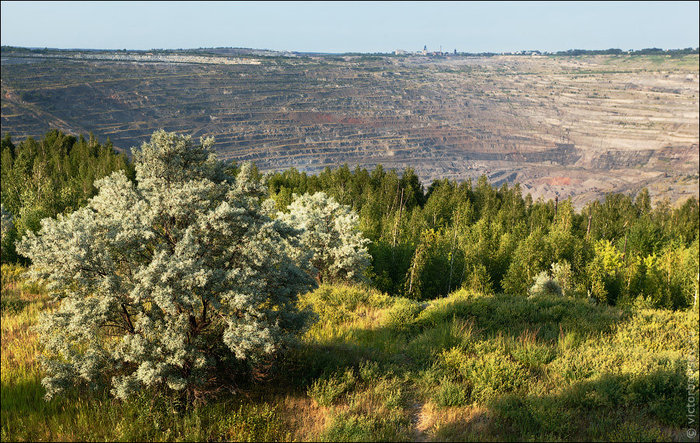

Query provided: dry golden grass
[279,394,333,441]
[416,402,491,441]
[0,289,47,386]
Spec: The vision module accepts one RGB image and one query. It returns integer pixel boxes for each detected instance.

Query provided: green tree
[1,204,17,263]
[502,228,550,296]
[1,130,132,262]
[586,239,624,304]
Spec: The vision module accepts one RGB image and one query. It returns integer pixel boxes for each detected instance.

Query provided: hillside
[1,47,698,206]
[1,118,698,443]
[2,278,698,441]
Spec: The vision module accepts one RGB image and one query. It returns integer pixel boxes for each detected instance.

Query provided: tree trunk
[586,208,592,240]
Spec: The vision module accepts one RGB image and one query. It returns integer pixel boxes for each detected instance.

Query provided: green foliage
[307,367,357,406]
[3,259,698,441]
[300,284,393,325]
[433,379,470,407]
[502,228,550,296]
[1,131,133,262]
[384,297,424,330]
[463,263,494,295]
[1,126,698,440]
[529,261,575,298]
[430,343,531,405]
[586,239,624,304]
[220,403,289,442]
[320,409,412,442]
[16,131,316,402]
[509,330,557,369]
[268,164,697,310]
[1,205,18,263]
[318,366,413,442]
[550,261,574,296]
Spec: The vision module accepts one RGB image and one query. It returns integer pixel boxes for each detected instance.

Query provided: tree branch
[121,303,135,333]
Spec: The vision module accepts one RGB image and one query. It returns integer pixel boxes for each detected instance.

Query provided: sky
[1,1,698,53]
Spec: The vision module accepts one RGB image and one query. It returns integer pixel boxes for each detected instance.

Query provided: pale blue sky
[1,1,698,53]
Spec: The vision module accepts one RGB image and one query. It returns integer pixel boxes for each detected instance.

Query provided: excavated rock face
[2,50,698,207]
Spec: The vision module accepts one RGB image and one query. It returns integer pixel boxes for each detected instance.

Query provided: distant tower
[422,45,427,55]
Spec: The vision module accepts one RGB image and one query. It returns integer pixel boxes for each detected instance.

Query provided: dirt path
[409,401,431,442]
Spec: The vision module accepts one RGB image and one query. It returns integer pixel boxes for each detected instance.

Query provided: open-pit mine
[1,47,698,207]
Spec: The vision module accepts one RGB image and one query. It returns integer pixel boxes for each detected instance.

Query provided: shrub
[407,319,475,363]
[586,240,624,305]
[529,271,563,298]
[1,263,26,289]
[278,192,371,284]
[17,131,316,402]
[550,260,574,296]
[301,284,393,324]
[321,410,412,442]
[464,263,494,295]
[466,343,531,403]
[385,297,423,330]
[220,403,288,442]
[307,368,357,406]
[434,378,471,407]
[509,330,557,369]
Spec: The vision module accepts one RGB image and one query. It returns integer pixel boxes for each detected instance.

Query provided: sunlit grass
[2,268,698,441]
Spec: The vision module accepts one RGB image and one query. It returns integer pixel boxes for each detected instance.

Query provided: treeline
[1,130,133,262]
[1,130,698,309]
[551,47,699,56]
[267,165,699,309]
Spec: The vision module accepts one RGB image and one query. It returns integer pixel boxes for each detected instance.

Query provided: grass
[2,269,699,441]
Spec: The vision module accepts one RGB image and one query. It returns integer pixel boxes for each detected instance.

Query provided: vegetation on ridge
[2,278,698,441]
[1,129,698,441]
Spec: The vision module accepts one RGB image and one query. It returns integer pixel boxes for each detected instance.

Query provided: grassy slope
[2,268,699,441]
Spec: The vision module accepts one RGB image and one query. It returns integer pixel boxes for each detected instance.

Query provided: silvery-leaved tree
[18,130,315,402]
[278,192,370,284]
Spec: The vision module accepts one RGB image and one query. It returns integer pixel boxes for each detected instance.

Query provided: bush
[220,403,289,442]
[321,410,412,442]
[1,263,26,289]
[385,297,423,330]
[509,330,557,369]
[1,204,18,263]
[529,271,563,298]
[278,192,371,284]
[463,343,531,403]
[550,261,574,296]
[434,379,471,407]
[17,131,316,402]
[586,240,624,305]
[464,263,494,295]
[307,368,357,406]
[301,284,393,324]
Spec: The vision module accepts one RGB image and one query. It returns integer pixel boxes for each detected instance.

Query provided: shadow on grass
[279,341,380,390]
[433,366,698,442]
[316,293,632,373]
[2,377,291,441]
[414,293,629,342]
